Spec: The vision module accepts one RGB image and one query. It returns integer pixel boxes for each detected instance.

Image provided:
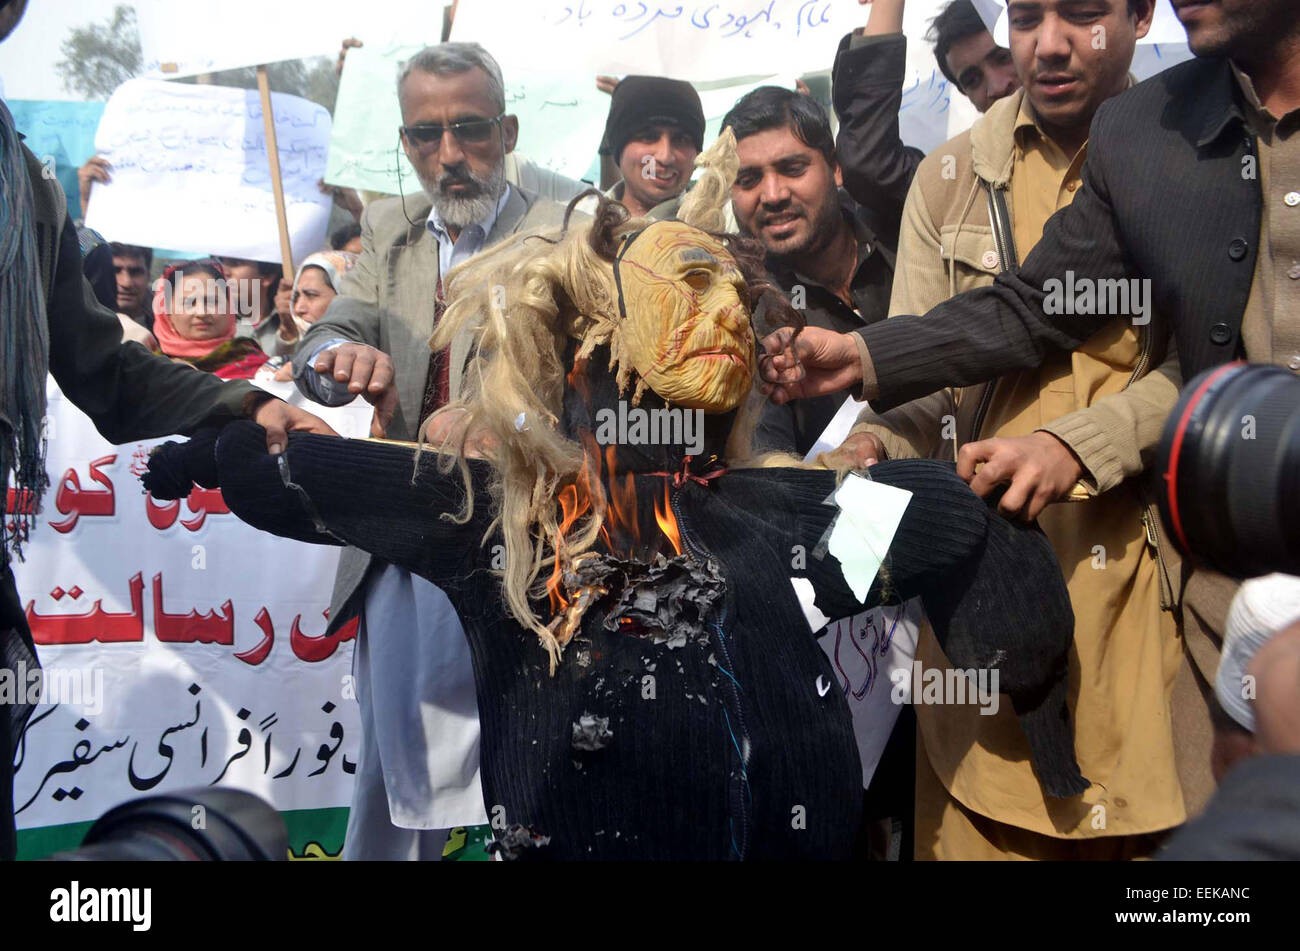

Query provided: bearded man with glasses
[290,41,572,860]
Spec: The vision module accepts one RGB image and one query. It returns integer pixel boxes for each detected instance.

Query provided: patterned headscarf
[289,250,358,335]
[0,101,50,562]
[152,259,237,360]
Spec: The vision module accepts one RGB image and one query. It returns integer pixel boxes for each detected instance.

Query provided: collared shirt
[771,196,894,332]
[1009,96,1089,260]
[316,187,515,845]
[300,184,514,405]
[1231,62,1300,372]
[426,183,511,275]
[911,87,1186,840]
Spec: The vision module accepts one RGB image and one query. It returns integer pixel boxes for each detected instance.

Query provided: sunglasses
[400,114,505,149]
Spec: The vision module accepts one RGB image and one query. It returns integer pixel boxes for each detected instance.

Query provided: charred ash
[547,550,726,651]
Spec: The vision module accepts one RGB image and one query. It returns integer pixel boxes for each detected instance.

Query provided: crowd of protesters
[2,0,1299,863]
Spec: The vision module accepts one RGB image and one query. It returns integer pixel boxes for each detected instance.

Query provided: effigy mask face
[614,221,755,413]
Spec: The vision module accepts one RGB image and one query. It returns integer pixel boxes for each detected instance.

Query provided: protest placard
[450,0,865,83]
[7,100,106,215]
[134,0,441,79]
[83,79,333,266]
[447,0,978,159]
[11,381,371,860]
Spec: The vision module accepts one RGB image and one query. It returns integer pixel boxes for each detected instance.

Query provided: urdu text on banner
[449,0,868,83]
[448,0,981,154]
[83,79,333,266]
[11,381,371,851]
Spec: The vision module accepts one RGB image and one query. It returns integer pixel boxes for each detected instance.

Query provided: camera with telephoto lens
[47,787,287,861]
[1155,362,1300,578]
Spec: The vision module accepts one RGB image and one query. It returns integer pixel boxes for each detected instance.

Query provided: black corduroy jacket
[205,419,1078,859]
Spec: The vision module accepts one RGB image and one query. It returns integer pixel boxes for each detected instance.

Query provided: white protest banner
[450,0,866,82]
[11,380,372,859]
[84,79,333,267]
[449,0,976,156]
[134,0,445,80]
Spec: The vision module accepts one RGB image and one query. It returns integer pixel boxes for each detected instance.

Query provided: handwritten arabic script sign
[11,381,372,844]
[83,79,333,267]
[451,0,867,82]
[449,0,980,152]
[7,100,107,217]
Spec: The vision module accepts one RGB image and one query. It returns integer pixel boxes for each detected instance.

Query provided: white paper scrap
[802,395,868,463]
[827,474,912,602]
[789,577,831,633]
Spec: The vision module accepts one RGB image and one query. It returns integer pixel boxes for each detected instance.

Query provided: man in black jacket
[763,0,1297,443]
[760,0,1298,682]
[0,0,333,862]
[725,86,897,457]
[834,0,1021,238]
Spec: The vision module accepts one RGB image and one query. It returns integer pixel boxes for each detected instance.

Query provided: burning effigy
[145,192,1082,860]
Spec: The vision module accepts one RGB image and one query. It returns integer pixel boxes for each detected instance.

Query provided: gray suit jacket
[292,183,570,631]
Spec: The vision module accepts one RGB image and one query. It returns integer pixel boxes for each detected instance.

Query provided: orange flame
[567,357,591,405]
[547,430,688,618]
[653,482,683,556]
[546,477,592,613]
[601,444,641,552]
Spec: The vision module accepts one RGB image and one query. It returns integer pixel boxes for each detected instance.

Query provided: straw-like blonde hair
[425,172,801,668]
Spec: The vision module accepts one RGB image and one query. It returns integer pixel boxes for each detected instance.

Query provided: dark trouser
[0,628,38,862]
[852,705,916,861]
[2,566,39,861]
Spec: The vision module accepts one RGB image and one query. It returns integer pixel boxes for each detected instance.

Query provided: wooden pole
[256,65,295,282]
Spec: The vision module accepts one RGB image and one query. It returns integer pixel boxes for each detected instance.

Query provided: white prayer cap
[1216,574,1300,732]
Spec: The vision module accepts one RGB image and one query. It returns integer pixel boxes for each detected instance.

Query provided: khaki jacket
[855,91,1186,838]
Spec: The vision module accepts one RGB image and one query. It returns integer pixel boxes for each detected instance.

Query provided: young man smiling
[599,76,705,220]
[724,86,897,457]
